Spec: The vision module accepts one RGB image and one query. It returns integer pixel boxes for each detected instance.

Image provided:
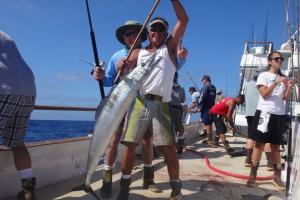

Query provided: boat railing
[0,105,97,151]
[34,105,97,111]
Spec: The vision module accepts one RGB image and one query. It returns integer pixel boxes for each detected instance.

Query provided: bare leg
[141,136,153,165]
[245,139,255,167]
[104,119,125,166]
[219,133,226,142]
[246,139,254,149]
[121,143,137,175]
[12,142,31,171]
[264,143,273,171]
[162,145,179,180]
[252,142,265,162]
[270,144,281,164]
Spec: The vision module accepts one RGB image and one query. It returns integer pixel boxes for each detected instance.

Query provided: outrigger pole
[114,0,161,84]
[285,0,298,197]
[85,0,105,99]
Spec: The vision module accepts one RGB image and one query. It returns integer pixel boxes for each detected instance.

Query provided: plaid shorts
[122,95,174,146]
[0,94,35,148]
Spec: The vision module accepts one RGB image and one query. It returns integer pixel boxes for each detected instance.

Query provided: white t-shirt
[192,91,200,103]
[256,71,286,115]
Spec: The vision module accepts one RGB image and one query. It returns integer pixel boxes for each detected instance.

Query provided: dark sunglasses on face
[271,57,284,63]
[150,27,165,33]
[124,31,137,37]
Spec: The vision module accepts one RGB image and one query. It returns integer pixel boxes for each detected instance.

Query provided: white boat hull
[0,137,90,199]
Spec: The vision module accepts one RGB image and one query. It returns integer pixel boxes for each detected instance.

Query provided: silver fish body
[85,53,160,187]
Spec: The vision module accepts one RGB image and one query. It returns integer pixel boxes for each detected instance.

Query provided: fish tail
[71,184,100,200]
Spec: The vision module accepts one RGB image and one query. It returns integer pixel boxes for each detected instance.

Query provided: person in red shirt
[209,94,245,151]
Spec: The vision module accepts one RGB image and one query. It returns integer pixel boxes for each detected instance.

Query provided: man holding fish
[93,20,162,197]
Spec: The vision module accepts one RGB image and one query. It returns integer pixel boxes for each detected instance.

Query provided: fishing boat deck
[2,134,284,200]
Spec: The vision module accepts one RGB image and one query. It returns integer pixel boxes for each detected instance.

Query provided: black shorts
[211,114,227,135]
[251,110,286,145]
[246,116,254,140]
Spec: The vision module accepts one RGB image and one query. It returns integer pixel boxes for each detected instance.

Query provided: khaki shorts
[122,95,174,146]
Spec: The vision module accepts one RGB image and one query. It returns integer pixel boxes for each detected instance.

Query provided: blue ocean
[24,120,95,143]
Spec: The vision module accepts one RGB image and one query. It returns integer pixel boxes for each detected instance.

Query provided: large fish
[85,52,161,191]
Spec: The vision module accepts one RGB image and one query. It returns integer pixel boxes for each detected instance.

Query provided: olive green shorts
[122,96,174,146]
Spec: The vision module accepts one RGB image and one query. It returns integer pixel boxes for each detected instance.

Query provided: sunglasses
[124,31,137,37]
[271,57,284,63]
[150,27,165,33]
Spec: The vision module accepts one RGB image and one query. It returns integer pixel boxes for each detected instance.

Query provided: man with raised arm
[116,0,188,199]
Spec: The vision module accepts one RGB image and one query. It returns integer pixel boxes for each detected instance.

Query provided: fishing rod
[113,0,161,84]
[183,66,201,92]
[76,57,94,66]
[85,0,105,99]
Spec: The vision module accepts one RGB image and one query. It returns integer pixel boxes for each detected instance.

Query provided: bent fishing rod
[113,0,161,84]
[85,0,105,99]
[179,38,201,92]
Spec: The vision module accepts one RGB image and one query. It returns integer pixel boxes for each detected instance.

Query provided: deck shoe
[207,132,213,145]
[170,180,182,199]
[199,129,207,137]
[211,136,221,148]
[246,163,259,187]
[143,166,162,193]
[244,149,253,167]
[100,169,112,197]
[223,141,234,152]
[265,152,273,171]
[17,177,36,200]
[176,138,185,154]
[170,194,183,200]
[116,177,131,200]
[272,164,286,191]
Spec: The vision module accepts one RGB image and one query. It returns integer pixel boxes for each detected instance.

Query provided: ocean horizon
[24,119,95,143]
[15,113,200,143]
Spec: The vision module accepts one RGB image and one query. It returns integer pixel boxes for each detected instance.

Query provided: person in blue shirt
[93,20,162,197]
[198,75,216,145]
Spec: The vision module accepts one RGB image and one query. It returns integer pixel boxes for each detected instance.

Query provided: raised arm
[166,0,189,63]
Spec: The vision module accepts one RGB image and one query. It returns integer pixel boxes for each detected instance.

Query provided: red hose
[185,148,274,181]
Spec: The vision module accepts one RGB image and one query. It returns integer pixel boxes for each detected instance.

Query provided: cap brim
[149,19,168,30]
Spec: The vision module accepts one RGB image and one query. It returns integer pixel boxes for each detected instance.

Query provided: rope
[185,147,274,181]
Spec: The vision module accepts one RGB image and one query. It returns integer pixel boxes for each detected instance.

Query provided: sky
[0,0,290,120]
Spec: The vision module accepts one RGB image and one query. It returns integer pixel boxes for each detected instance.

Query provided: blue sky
[0,0,288,120]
